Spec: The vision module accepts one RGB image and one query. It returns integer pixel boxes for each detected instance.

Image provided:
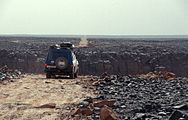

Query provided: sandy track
[0,74,95,120]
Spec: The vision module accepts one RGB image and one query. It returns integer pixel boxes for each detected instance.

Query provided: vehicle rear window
[46,48,72,63]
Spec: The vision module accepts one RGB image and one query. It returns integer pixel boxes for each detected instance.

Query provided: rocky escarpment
[1,37,188,77]
[77,39,188,77]
[77,46,188,77]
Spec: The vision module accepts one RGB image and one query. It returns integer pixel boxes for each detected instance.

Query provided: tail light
[44,64,48,68]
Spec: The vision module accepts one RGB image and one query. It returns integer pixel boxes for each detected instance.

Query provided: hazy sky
[0,0,188,35]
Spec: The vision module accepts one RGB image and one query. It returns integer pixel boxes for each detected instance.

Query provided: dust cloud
[78,36,89,47]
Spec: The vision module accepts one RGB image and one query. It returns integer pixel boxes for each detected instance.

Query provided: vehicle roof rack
[60,42,74,50]
[50,42,74,50]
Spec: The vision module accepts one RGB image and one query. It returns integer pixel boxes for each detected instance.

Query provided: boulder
[168,110,188,120]
[93,99,116,108]
[100,105,118,120]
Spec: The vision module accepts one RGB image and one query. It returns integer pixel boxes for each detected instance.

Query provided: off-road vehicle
[44,42,79,79]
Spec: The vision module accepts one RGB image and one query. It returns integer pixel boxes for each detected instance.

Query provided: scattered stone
[158,112,167,116]
[100,105,118,120]
[173,104,188,110]
[79,101,90,108]
[45,81,51,84]
[24,87,30,89]
[83,96,93,103]
[94,107,101,112]
[0,65,22,82]
[133,113,146,120]
[92,81,100,86]
[93,99,116,108]
[72,107,93,116]
[34,103,56,109]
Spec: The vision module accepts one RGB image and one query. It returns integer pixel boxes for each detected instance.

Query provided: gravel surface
[0,75,95,120]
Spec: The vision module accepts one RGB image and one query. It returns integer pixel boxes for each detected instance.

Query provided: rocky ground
[94,74,188,120]
[0,75,95,120]
[1,73,188,120]
[61,73,188,120]
[1,36,188,76]
[1,36,188,120]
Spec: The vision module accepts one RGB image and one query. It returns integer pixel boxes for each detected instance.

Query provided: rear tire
[46,74,51,79]
[51,75,56,79]
[74,71,78,78]
[70,72,75,79]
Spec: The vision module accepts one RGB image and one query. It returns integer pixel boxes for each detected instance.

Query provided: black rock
[173,104,188,110]
[78,101,89,108]
[83,96,93,103]
[133,113,146,120]
[168,110,188,120]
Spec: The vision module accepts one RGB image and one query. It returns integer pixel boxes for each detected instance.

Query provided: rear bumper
[44,65,73,75]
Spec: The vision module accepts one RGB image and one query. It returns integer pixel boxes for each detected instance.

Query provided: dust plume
[78,36,89,47]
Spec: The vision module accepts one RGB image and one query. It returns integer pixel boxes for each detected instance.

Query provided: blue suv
[44,42,79,79]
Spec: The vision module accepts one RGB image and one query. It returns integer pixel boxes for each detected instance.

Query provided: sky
[0,0,188,35]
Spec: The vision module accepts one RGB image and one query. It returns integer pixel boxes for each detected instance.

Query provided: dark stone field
[0,36,188,77]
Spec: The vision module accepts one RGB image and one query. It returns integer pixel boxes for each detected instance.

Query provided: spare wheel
[55,57,68,69]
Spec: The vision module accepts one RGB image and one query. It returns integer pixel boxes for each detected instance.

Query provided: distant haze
[0,0,188,35]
